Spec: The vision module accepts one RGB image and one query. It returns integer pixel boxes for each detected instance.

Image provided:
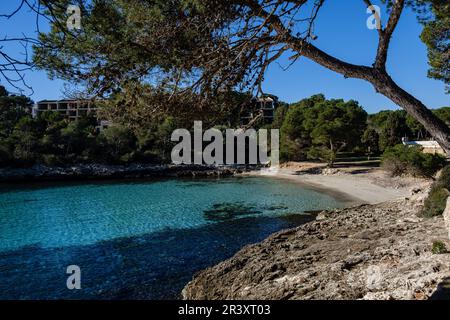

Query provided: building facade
[32,99,112,130]
[402,138,446,156]
[32,99,98,120]
[241,95,279,125]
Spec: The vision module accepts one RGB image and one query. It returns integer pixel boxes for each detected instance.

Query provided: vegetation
[0,86,182,166]
[97,84,252,130]
[432,241,448,255]
[1,83,448,170]
[421,165,450,217]
[25,0,450,152]
[381,144,446,177]
[419,0,450,92]
[0,113,179,167]
[279,95,367,166]
[0,85,257,167]
[277,94,449,168]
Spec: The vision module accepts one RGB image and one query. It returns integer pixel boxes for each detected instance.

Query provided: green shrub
[422,188,449,217]
[421,165,450,217]
[0,144,12,166]
[119,152,136,164]
[382,144,446,178]
[433,165,450,190]
[432,241,448,254]
[41,154,61,166]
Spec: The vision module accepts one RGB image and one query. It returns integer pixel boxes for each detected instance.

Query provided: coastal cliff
[182,187,450,300]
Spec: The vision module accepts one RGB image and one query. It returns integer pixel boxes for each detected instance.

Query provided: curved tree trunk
[285,41,450,154]
[370,70,450,155]
[292,43,450,155]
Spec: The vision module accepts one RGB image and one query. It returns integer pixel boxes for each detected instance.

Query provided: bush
[41,154,61,166]
[421,165,450,217]
[382,144,446,178]
[0,144,12,166]
[432,241,448,254]
[432,165,450,190]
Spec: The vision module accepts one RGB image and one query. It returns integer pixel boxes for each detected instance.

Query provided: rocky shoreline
[182,186,450,300]
[0,164,241,183]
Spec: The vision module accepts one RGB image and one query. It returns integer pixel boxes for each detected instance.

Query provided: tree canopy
[419,0,449,91]
[280,95,368,165]
[1,0,449,151]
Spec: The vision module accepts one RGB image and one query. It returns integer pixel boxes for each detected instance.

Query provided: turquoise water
[0,177,343,299]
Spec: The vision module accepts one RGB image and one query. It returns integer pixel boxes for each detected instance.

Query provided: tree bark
[369,69,450,154]
[246,1,450,154]
[291,42,450,155]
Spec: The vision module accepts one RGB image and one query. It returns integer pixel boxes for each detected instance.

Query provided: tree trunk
[370,70,450,155]
[328,139,335,168]
[292,42,450,155]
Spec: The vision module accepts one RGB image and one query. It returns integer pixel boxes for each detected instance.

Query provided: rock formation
[183,189,450,300]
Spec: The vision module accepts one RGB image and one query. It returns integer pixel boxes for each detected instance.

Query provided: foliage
[0,86,182,167]
[433,107,450,126]
[1,113,179,167]
[33,0,246,100]
[365,108,450,153]
[421,165,450,217]
[97,82,252,129]
[304,99,367,166]
[406,107,450,140]
[381,144,446,177]
[27,0,450,154]
[31,1,448,95]
[432,241,448,254]
[280,95,367,166]
[279,97,450,165]
[362,127,380,155]
[378,111,411,151]
[0,85,32,136]
[1,83,448,169]
[418,0,449,92]
[135,117,179,163]
[279,97,314,162]
[97,125,137,163]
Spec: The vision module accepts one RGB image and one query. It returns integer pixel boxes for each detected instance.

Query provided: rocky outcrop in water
[0,164,239,183]
[182,188,450,300]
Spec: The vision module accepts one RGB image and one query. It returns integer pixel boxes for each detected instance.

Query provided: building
[402,138,446,156]
[32,99,112,130]
[33,99,98,120]
[241,95,279,125]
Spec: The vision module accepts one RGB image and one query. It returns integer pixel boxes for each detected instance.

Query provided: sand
[247,165,430,205]
[184,166,450,301]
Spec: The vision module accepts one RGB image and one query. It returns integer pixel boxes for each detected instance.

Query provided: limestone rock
[183,198,450,300]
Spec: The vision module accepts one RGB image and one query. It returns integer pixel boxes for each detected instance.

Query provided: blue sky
[0,1,448,114]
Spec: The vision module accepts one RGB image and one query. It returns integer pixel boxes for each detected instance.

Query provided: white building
[32,99,112,131]
[32,99,98,120]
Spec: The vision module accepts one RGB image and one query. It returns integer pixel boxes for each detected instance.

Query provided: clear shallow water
[0,176,344,299]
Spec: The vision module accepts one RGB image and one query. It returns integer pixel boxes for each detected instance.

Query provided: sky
[0,1,448,115]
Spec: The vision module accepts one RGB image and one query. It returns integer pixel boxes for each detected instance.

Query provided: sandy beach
[247,163,431,205]
[184,164,450,300]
